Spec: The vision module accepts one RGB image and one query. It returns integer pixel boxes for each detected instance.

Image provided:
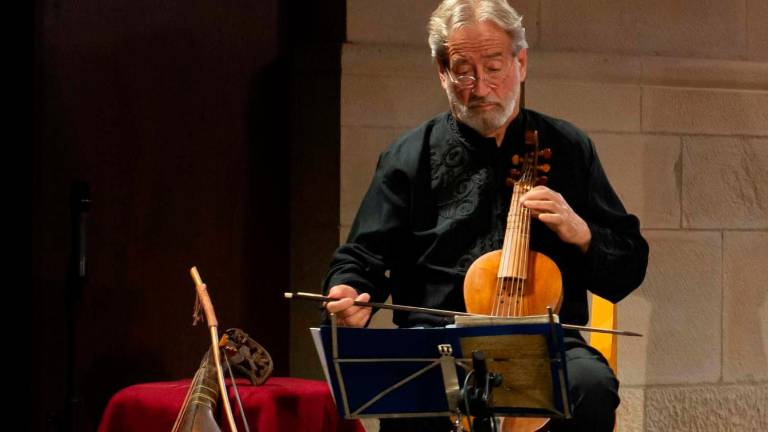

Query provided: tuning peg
[537,163,551,173]
[511,154,520,165]
[539,148,552,159]
[505,177,516,188]
[509,168,521,179]
[536,176,548,186]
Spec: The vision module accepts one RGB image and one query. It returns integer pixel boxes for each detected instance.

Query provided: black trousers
[379,337,620,432]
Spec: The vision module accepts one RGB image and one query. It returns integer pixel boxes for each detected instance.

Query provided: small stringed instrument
[171,328,274,432]
[173,268,272,432]
[463,130,561,432]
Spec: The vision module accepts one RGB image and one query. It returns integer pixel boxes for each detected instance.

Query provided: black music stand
[311,311,571,431]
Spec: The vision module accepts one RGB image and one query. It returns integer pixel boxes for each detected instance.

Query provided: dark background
[32,1,344,430]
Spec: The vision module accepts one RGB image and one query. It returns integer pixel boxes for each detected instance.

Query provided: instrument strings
[223,352,251,432]
[493,156,534,318]
[512,177,532,317]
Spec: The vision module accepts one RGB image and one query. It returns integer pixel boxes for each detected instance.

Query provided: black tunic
[324,109,648,328]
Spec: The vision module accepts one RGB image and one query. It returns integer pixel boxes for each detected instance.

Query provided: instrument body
[172,350,221,432]
[464,249,562,317]
[462,130,562,432]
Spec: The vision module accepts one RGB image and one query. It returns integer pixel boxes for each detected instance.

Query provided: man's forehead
[445,22,511,61]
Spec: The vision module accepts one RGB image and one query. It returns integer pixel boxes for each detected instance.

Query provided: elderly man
[323,0,648,430]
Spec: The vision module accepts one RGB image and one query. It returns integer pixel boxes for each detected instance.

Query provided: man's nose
[472,77,492,97]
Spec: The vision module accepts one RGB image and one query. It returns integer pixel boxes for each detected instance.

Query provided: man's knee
[572,358,619,411]
[549,346,619,432]
[566,346,620,417]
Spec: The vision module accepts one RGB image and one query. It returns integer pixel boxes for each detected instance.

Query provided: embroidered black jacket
[324,109,648,328]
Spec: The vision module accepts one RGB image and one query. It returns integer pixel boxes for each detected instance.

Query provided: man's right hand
[325,285,372,328]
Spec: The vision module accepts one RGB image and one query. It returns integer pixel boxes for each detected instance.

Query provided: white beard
[446,83,518,136]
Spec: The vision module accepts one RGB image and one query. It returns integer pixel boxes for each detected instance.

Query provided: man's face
[439,21,527,138]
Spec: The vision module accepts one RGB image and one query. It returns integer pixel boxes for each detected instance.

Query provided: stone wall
[337,1,767,430]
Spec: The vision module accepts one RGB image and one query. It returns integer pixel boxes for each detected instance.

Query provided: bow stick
[285,291,642,337]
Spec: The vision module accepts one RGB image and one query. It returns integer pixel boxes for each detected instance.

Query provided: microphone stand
[64,181,90,432]
[460,351,502,432]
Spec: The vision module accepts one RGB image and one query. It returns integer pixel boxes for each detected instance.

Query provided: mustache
[467,96,502,108]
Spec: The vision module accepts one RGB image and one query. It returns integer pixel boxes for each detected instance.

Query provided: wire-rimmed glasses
[445,59,514,90]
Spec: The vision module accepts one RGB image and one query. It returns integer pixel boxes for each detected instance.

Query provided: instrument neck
[499,181,532,279]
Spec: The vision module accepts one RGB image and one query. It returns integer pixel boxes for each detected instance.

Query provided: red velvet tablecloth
[98,377,365,432]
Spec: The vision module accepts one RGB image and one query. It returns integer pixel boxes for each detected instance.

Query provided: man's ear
[438,63,449,90]
[517,48,528,83]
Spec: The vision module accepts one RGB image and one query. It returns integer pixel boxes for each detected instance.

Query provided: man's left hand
[521,186,591,253]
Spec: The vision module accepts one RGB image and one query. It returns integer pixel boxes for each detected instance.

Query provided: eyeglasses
[445,58,514,90]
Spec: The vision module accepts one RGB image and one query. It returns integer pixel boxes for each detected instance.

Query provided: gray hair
[428,0,528,66]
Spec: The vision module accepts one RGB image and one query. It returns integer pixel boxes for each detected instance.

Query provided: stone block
[682,136,768,229]
[347,0,541,48]
[643,384,768,431]
[528,51,642,84]
[642,87,768,136]
[723,231,768,382]
[748,0,768,61]
[592,133,681,229]
[341,126,408,226]
[617,387,645,432]
[525,80,641,132]
[641,56,768,91]
[617,230,721,386]
[341,74,447,128]
[539,0,747,60]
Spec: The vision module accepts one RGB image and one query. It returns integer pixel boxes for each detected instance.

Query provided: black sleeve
[322,149,412,304]
[582,141,649,303]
